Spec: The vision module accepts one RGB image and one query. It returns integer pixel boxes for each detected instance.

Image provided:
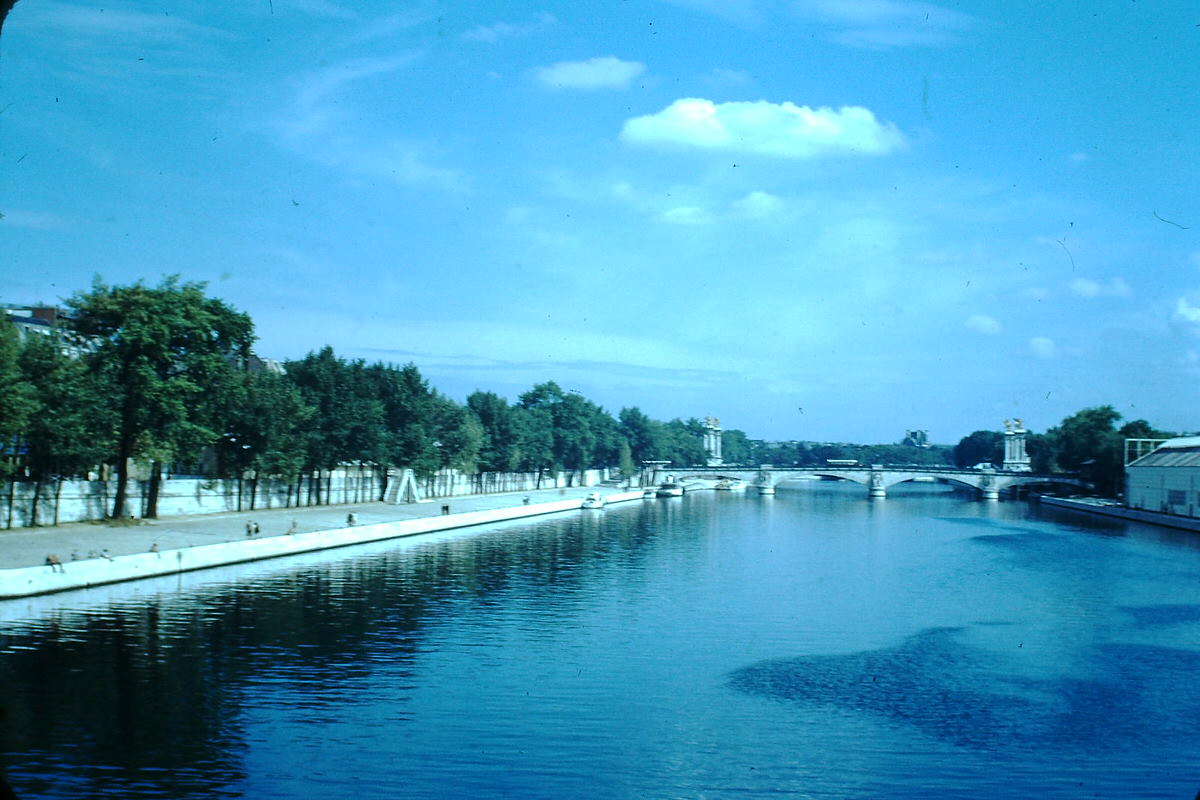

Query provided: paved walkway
[0,486,620,571]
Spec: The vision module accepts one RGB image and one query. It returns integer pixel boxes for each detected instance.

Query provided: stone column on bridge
[703,416,723,466]
[868,465,886,498]
[1002,419,1032,472]
[755,467,776,495]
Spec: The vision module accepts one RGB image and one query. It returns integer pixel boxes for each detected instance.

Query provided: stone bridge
[657,465,1087,500]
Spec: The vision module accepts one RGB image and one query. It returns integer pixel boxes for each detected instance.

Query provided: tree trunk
[53,477,62,526]
[30,479,42,526]
[5,478,14,530]
[145,460,163,518]
[111,436,134,518]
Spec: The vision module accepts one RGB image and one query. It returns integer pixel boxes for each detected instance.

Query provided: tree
[285,347,385,502]
[1046,405,1125,496]
[618,407,662,464]
[514,405,554,484]
[721,429,752,465]
[17,331,112,523]
[68,277,254,518]
[953,430,1003,468]
[215,369,313,507]
[0,319,36,477]
[469,391,523,472]
[367,362,441,482]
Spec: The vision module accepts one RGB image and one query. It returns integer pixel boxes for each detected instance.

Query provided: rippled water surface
[3,485,1200,799]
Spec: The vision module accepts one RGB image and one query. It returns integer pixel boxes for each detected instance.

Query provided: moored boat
[655,482,685,497]
[581,492,606,509]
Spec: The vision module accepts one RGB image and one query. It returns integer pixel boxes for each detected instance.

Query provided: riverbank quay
[1038,495,1200,533]
[0,487,645,599]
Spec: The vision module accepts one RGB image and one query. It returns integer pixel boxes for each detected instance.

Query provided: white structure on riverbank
[703,416,723,466]
[1002,419,1032,472]
[1125,436,1200,519]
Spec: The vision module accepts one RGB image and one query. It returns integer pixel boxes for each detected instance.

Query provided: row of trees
[0,278,743,520]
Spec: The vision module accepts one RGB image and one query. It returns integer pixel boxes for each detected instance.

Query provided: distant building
[1125,436,1200,519]
[902,429,929,448]
[3,304,92,358]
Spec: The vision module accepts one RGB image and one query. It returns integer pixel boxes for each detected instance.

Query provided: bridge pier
[979,470,999,501]
[868,466,886,499]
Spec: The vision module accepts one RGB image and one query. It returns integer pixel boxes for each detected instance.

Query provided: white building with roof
[1125,436,1200,519]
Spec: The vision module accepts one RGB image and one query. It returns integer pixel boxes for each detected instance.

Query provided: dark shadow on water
[729,627,1200,754]
[1120,603,1200,628]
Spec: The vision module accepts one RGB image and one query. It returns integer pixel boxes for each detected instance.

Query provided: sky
[2,0,1198,444]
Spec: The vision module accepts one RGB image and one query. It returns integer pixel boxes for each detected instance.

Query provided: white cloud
[1069,277,1131,298]
[1175,298,1200,326]
[535,56,646,90]
[621,98,904,158]
[707,68,753,87]
[732,190,783,219]
[275,55,466,192]
[462,14,557,42]
[966,314,1001,334]
[0,210,68,230]
[1030,337,1058,359]
[797,0,974,49]
[660,206,714,226]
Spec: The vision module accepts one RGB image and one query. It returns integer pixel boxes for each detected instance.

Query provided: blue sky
[2,0,1197,443]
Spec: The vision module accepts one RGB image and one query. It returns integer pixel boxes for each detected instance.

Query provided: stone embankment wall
[0,467,615,529]
[0,489,645,600]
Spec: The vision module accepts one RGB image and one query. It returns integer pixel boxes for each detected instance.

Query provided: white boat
[656,482,685,498]
[715,479,747,491]
[581,492,606,509]
[642,488,656,499]
[757,484,776,496]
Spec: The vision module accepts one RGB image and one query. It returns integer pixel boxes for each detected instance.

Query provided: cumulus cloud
[966,314,1001,334]
[535,56,646,90]
[1030,337,1057,359]
[1069,277,1131,298]
[621,98,904,158]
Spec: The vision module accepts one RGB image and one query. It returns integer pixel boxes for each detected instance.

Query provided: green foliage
[1045,405,1126,496]
[953,430,1003,468]
[216,370,313,479]
[520,381,617,476]
[68,276,255,516]
[0,320,37,476]
[16,331,112,483]
[469,391,524,472]
[720,429,752,465]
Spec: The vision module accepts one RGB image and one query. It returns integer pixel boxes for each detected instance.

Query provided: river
[2,483,1199,799]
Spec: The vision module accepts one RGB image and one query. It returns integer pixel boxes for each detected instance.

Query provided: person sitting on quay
[347,512,357,527]
[45,554,65,574]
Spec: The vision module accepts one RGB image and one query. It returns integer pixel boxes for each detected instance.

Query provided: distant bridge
[655,464,1087,500]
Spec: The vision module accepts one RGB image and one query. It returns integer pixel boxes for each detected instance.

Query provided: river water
[2,484,1200,799]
